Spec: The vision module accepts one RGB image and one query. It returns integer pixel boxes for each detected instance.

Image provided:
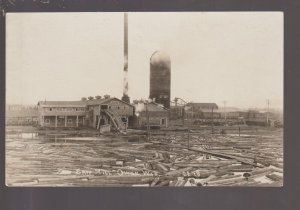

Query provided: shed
[134,102,169,129]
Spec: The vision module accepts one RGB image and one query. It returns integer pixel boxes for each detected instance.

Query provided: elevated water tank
[149,51,171,109]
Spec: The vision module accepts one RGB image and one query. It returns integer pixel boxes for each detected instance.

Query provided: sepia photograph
[5,12,283,187]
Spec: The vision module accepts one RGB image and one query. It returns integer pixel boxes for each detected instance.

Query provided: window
[100,105,108,110]
[159,95,168,99]
[45,119,50,124]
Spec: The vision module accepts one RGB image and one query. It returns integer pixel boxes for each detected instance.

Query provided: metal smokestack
[122,12,130,103]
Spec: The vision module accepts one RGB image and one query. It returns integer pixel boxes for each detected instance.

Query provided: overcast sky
[6,12,283,109]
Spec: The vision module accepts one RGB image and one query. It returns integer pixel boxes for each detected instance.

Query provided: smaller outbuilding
[184,103,218,119]
[134,101,169,129]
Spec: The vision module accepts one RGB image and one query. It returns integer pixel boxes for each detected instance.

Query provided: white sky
[6,12,283,109]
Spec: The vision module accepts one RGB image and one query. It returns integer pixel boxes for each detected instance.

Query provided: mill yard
[6,125,283,187]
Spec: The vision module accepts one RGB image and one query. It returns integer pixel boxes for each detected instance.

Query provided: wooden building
[184,103,218,119]
[37,101,86,128]
[134,102,169,129]
[170,105,184,120]
[85,97,134,130]
[37,97,134,131]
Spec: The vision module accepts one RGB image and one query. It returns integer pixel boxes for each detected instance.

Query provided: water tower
[149,51,171,109]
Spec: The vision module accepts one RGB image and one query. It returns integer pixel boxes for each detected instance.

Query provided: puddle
[7,132,39,139]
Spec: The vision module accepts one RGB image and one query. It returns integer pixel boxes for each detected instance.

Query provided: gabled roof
[37,100,87,107]
[148,102,169,111]
[86,97,134,107]
[186,103,218,109]
[85,98,110,106]
[37,97,135,108]
[134,102,169,112]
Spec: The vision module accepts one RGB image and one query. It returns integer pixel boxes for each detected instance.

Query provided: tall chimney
[122,12,130,103]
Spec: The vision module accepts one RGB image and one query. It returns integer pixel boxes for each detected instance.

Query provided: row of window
[89,106,127,110]
[45,106,129,112]
[44,118,79,124]
[45,107,86,112]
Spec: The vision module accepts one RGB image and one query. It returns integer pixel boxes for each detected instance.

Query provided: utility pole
[266,99,270,127]
[188,129,190,149]
[146,101,150,140]
[211,107,214,134]
[182,105,185,126]
[223,100,227,122]
[175,97,187,127]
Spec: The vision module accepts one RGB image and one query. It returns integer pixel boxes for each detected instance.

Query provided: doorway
[160,118,166,127]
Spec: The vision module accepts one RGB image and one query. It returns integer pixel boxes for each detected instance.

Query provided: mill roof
[186,103,218,109]
[86,97,134,107]
[37,97,134,108]
[37,100,86,107]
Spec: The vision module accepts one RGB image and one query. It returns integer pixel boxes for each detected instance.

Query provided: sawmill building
[37,97,135,131]
[37,101,87,128]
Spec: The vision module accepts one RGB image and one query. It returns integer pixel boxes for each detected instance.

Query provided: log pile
[6,127,283,187]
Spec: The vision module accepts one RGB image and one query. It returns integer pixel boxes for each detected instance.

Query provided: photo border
[0,0,299,210]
